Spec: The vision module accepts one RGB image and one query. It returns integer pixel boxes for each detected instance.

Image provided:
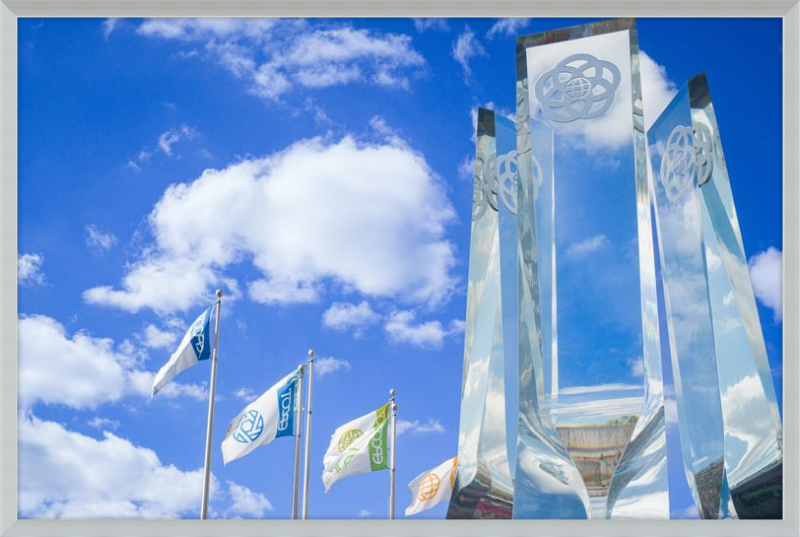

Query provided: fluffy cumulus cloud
[85,135,458,315]
[18,314,204,410]
[384,310,463,349]
[486,18,531,39]
[748,247,782,321]
[132,19,425,101]
[452,26,486,81]
[314,356,352,378]
[640,51,678,130]
[18,253,45,285]
[322,301,380,336]
[139,323,180,350]
[18,414,269,518]
[226,481,273,518]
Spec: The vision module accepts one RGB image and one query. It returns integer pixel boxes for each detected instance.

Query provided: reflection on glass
[447,108,516,519]
[515,18,668,519]
[648,73,782,519]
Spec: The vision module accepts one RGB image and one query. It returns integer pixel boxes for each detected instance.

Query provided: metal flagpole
[200,289,223,520]
[301,349,315,520]
[389,388,397,520]
[291,364,305,520]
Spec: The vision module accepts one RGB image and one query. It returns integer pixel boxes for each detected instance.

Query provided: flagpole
[291,364,305,520]
[301,349,315,520]
[200,289,223,520]
[389,388,397,520]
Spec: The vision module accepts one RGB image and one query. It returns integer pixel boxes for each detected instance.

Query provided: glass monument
[648,72,783,519]
[514,18,669,519]
[447,108,517,519]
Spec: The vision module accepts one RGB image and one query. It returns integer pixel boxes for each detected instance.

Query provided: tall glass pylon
[447,108,517,519]
[648,72,783,519]
[515,18,669,519]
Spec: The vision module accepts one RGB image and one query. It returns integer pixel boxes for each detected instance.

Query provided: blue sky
[16,17,783,520]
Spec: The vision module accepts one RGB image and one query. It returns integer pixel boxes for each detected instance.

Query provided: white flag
[405,456,458,517]
[221,367,302,465]
[151,306,214,397]
[321,403,391,492]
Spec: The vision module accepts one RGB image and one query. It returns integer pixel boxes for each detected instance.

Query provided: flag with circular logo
[321,403,391,492]
[151,305,214,397]
[221,367,302,465]
[405,456,458,516]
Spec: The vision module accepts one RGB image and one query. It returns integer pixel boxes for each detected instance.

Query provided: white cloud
[566,234,609,257]
[18,314,204,410]
[384,310,461,349]
[19,414,266,519]
[396,418,445,436]
[87,416,120,430]
[640,51,678,130]
[18,253,45,286]
[102,18,119,39]
[136,20,425,102]
[358,509,372,517]
[84,258,224,315]
[486,18,531,39]
[85,224,118,253]
[314,356,352,378]
[628,356,644,377]
[226,481,273,518]
[748,247,782,321]
[322,301,380,336]
[19,414,216,518]
[86,135,457,315]
[158,125,198,157]
[458,154,474,181]
[413,19,448,33]
[452,26,486,81]
[233,386,256,401]
[140,324,180,350]
[137,18,278,41]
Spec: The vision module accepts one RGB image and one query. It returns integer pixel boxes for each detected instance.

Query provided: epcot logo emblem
[535,53,621,123]
[496,151,518,215]
[660,123,716,202]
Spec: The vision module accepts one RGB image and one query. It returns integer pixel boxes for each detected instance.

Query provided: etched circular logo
[497,151,518,215]
[337,429,363,452]
[472,154,498,221]
[660,123,717,202]
[418,473,441,501]
[233,410,264,444]
[660,126,695,202]
[535,53,621,123]
[693,122,714,186]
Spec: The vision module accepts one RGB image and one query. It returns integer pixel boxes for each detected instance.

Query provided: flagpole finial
[389,388,396,397]
[308,349,315,359]
[216,289,223,298]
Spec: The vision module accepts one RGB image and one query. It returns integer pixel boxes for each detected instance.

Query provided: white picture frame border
[1,2,797,536]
